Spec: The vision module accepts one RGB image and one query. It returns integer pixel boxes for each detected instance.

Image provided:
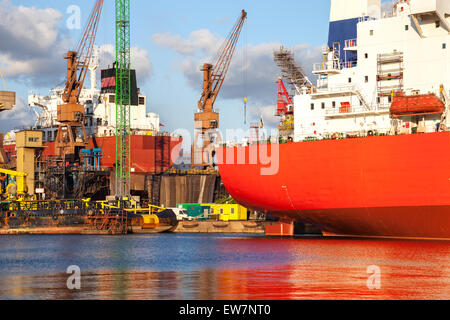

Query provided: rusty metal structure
[192,10,247,169]
[274,46,312,94]
[0,200,133,235]
[56,0,104,161]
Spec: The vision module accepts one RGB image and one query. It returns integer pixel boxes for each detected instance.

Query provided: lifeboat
[390,94,444,117]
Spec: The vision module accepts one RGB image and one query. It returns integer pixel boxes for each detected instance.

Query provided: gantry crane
[115,0,131,199]
[55,0,104,161]
[192,10,247,169]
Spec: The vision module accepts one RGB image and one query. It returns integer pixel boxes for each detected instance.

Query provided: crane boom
[193,10,247,169]
[62,0,104,104]
[56,0,104,160]
[198,10,247,112]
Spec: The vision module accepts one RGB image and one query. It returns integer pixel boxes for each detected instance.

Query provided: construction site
[0,1,305,236]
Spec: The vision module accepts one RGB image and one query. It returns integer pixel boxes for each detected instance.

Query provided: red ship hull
[217,132,450,240]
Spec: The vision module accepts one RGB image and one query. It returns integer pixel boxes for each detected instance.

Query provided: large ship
[218,0,450,240]
[3,50,182,176]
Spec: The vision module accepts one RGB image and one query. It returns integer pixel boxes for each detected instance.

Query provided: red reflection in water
[0,238,449,300]
[212,238,450,300]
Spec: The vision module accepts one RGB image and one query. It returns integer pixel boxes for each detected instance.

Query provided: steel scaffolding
[115,0,131,198]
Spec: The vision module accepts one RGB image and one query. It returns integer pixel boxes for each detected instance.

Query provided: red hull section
[217,132,450,239]
[40,135,182,174]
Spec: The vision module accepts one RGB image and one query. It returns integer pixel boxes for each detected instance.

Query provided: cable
[243,16,248,124]
[0,68,7,90]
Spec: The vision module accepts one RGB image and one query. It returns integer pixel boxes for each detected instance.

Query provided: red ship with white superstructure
[218,0,450,240]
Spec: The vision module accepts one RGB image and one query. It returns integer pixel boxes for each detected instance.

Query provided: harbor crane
[192,10,247,169]
[56,0,104,161]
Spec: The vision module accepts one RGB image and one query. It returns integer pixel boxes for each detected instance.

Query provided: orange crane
[56,0,104,161]
[192,10,247,169]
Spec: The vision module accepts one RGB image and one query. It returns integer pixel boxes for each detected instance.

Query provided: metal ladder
[440,85,449,132]
[354,88,371,111]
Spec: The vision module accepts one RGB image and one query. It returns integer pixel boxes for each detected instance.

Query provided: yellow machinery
[91,199,165,230]
[0,168,28,199]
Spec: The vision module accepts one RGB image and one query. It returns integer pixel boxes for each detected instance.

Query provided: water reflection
[0,235,449,300]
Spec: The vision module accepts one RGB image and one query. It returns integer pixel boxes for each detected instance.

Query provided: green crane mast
[115,0,131,198]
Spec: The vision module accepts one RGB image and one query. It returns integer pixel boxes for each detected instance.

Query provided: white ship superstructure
[294,0,450,141]
[28,50,160,143]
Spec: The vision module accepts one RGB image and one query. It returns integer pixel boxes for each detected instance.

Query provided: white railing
[314,84,357,95]
[325,104,390,116]
[295,124,443,142]
[342,60,357,69]
[313,60,341,73]
[344,39,357,49]
[358,16,377,23]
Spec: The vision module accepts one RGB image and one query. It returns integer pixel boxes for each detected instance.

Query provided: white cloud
[0,0,63,58]
[381,1,394,14]
[0,0,72,87]
[0,2,153,89]
[249,105,279,129]
[152,28,322,124]
[152,29,223,56]
[0,96,36,132]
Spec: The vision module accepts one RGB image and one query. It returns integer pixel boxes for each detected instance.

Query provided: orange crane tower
[192,10,247,169]
[56,0,104,161]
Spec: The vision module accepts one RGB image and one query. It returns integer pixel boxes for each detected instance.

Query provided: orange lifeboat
[390,94,444,117]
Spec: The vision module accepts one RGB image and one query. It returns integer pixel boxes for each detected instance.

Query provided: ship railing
[295,123,443,142]
[313,60,341,73]
[314,84,358,95]
[344,39,357,49]
[0,199,105,216]
[358,16,377,23]
[342,60,358,69]
[325,104,390,116]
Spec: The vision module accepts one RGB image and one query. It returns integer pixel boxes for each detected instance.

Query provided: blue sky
[0,0,392,140]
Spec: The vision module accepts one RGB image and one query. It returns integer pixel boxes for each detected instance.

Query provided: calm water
[0,234,449,300]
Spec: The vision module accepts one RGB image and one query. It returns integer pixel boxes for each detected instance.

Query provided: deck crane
[276,77,294,117]
[275,77,296,141]
[192,10,247,169]
[55,0,104,161]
